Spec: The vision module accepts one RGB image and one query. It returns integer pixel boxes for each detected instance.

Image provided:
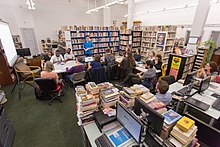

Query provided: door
[20,28,39,55]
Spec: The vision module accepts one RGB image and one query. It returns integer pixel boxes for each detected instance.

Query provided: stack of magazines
[75,86,98,126]
[100,87,119,108]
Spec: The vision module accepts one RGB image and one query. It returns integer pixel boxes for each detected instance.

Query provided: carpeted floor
[2,83,84,147]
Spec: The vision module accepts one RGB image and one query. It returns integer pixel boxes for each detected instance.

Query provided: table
[53,60,77,73]
[169,82,220,126]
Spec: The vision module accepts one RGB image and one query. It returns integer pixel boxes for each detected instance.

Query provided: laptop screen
[116,103,143,144]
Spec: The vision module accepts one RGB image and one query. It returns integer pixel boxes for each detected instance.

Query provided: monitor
[0,21,18,67]
[183,71,197,86]
[133,98,164,136]
[16,48,31,57]
[198,76,211,94]
[116,102,143,144]
[85,57,94,62]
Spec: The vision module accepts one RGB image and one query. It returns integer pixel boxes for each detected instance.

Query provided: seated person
[66,56,85,80]
[105,47,115,65]
[154,54,162,70]
[119,60,156,86]
[50,50,64,63]
[155,79,172,105]
[148,51,155,62]
[42,50,52,62]
[41,61,59,85]
[133,48,141,62]
[120,51,136,76]
[197,61,218,81]
[64,48,75,61]
[88,54,102,70]
[123,45,131,57]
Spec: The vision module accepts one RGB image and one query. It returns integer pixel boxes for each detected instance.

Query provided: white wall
[110,4,127,26]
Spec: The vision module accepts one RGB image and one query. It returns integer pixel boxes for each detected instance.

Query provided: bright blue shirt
[83,41,94,56]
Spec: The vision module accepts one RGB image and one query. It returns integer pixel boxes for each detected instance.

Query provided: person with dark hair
[64,48,75,61]
[120,51,136,75]
[58,37,67,56]
[155,79,172,105]
[50,50,64,63]
[148,51,155,62]
[118,60,156,86]
[197,61,219,81]
[134,48,141,62]
[83,35,94,57]
[105,47,115,64]
[154,54,162,70]
[88,54,101,70]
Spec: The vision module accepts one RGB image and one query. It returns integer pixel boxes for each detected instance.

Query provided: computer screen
[16,48,31,57]
[116,102,143,144]
[133,98,164,136]
[183,71,197,86]
[198,76,211,94]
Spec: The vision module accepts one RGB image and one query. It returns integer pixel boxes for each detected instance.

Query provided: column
[103,8,111,26]
[127,0,134,29]
[187,0,211,54]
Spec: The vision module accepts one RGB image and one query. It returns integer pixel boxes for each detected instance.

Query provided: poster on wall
[169,56,182,79]
[64,31,72,49]
[155,31,167,52]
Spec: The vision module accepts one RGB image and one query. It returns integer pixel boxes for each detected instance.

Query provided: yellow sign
[171,57,182,70]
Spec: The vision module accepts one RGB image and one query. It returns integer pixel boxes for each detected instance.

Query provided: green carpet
[2,83,84,147]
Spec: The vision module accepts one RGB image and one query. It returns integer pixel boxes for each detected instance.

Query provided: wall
[110,4,127,26]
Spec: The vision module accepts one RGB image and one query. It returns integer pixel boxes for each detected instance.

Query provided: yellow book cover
[176,116,195,132]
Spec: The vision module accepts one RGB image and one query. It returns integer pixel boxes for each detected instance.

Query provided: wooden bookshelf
[193,48,208,71]
[41,38,58,51]
[12,35,23,49]
[132,31,142,52]
[120,29,131,55]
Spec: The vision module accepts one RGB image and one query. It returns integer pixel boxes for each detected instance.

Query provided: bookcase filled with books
[66,26,120,57]
[132,31,142,52]
[41,38,58,51]
[192,48,208,71]
[120,29,131,55]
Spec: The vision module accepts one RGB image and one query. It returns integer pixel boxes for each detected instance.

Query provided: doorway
[20,28,39,55]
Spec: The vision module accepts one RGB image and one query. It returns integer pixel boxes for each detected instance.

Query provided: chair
[11,57,41,99]
[161,75,176,85]
[35,78,63,106]
[70,71,86,87]
[90,67,106,83]
[161,64,166,77]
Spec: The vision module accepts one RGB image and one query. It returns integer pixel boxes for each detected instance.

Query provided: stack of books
[161,110,182,139]
[130,84,149,96]
[75,86,98,126]
[140,92,154,101]
[123,87,137,98]
[119,91,135,107]
[86,82,99,103]
[147,99,167,114]
[97,82,113,91]
[100,88,120,108]
[169,116,198,146]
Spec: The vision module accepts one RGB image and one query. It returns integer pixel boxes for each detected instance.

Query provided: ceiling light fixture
[86,0,126,14]
[26,0,36,10]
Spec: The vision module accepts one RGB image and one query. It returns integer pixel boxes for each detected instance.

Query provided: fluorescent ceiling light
[26,0,36,10]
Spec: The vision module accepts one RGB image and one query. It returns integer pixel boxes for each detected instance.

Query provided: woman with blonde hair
[41,61,59,84]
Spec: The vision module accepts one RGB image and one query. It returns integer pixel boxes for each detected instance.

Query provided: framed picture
[188,36,199,45]
[156,31,167,51]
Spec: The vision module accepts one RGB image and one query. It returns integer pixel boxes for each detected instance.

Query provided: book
[162,109,182,125]
[176,116,195,132]
[123,87,137,97]
[140,92,154,100]
[147,99,166,110]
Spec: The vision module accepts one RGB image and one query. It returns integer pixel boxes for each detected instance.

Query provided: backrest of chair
[161,75,175,85]
[35,78,57,92]
[91,67,106,83]
[161,64,166,77]
[14,57,31,71]
[72,71,86,81]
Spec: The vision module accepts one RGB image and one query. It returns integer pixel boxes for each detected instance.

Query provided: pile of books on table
[161,109,182,139]
[119,87,138,107]
[130,84,149,96]
[169,116,199,147]
[86,82,99,103]
[75,85,98,126]
[147,99,167,114]
[100,87,119,108]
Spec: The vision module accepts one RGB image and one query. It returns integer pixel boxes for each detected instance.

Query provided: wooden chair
[11,57,41,99]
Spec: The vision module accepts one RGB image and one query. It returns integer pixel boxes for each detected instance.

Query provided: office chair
[90,67,106,84]
[142,75,158,94]
[161,75,176,85]
[35,78,63,106]
[12,57,41,99]
[70,71,86,87]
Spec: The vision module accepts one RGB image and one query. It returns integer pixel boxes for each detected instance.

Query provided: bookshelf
[193,48,208,71]
[12,35,23,49]
[166,54,196,80]
[68,29,120,57]
[41,38,58,51]
[119,29,131,55]
[132,31,142,52]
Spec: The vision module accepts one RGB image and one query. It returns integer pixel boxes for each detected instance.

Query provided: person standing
[84,35,94,57]
[58,37,67,56]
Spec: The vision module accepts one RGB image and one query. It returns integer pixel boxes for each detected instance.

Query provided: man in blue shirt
[84,35,94,56]
[155,79,172,105]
